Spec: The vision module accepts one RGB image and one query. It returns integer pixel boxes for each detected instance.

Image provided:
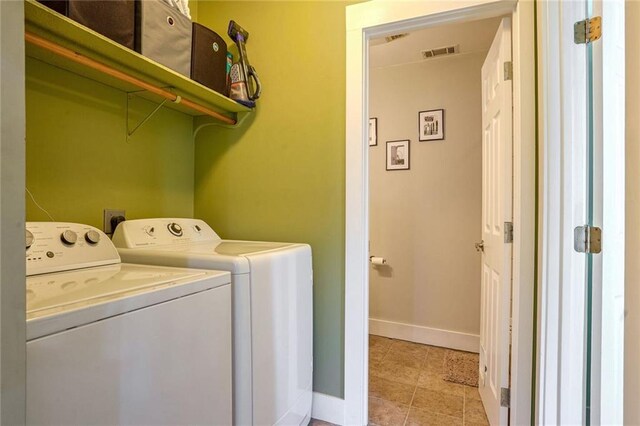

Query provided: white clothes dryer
[26,222,233,425]
[112,218,313,426]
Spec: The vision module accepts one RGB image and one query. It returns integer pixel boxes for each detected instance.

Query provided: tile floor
[308,335,489,426]
[368,335,489,426]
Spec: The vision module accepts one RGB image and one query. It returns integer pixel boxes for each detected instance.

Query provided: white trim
[345,1,536,425]
[508,2,536,425]
[344,20,368,426]
[346,1,516,32]
[369,319,479,353]
[587,1,626,423]
[311,392,345,426]
[536,3,564,422]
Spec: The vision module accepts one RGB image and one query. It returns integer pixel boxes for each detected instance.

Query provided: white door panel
[479,18,512,426]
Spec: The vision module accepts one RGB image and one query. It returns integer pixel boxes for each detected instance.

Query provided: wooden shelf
[24,0,251,123]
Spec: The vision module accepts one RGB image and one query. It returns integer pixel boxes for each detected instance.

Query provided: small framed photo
[418,109,445,141]
[369,118,378,146]
[386,140,410,171]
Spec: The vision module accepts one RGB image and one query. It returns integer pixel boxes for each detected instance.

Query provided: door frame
[344,1,536,425]
[536,1,626,424]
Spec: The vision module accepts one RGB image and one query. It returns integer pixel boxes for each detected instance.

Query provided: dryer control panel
[26,222,120,276]
[112,218,221,248]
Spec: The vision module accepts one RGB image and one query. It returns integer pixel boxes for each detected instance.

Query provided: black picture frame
[418,109,445,141]
[386,140,410,171]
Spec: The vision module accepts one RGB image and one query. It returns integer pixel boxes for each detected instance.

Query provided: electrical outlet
[103,209,125,235]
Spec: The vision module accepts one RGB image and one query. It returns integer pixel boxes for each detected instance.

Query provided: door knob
[475,240,485,253]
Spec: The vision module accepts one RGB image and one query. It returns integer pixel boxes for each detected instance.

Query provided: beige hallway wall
[369,51,486,337]
[625,0,640,423]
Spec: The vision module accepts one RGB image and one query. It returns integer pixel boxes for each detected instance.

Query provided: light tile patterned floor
[368,335,489,426]
[308,336,489,426]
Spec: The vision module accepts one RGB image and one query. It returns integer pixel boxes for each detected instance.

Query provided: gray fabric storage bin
[135,0,192,77]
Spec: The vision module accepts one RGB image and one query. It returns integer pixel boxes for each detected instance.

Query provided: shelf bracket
[126,90,176,139]
[193,111,252,138]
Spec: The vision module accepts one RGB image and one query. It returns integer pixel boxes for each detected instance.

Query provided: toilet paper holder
[369,256,387,266]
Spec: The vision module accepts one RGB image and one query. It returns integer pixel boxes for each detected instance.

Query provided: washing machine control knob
[167,222,183,237]
[61,230,78,245]
[26,230,34,250]
[85,230,101,244]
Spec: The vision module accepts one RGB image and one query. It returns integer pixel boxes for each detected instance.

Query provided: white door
[479,18,512,426]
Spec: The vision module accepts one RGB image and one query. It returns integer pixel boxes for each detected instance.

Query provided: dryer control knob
[167,222,183,237]
[26,230,34,250]
[61,230,78,245]
[85,230,101,244]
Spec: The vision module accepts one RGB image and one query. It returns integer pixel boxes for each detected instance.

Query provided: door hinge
[574,225,602,254]
[500,387,511,408]
[503,61,513,81]
[504,221,513,243]
[574,16,602,44]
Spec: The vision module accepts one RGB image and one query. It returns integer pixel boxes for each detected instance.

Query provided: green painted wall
[26,0,350,398]
[25,58,195,227]
[194,1,349,397]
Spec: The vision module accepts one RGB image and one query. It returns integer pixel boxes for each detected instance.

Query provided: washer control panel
[26,222,120,276]
[112,218,221,248]
[167,222,183,237]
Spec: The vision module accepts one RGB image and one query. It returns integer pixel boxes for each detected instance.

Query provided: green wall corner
[193,1,349,398]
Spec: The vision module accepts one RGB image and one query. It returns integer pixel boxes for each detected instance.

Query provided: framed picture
[369,118,378,146]
[418,109,445,141]
[386,140,410,171]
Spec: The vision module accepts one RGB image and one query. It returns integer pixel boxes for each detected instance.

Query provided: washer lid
[117,240,299,274]
[26,263,230,340]
[173,240,293,256]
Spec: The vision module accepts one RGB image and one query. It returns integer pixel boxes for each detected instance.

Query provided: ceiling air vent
[384,33,409,43]
[421,45,459,59]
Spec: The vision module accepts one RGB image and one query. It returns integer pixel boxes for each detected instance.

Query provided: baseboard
[311,392,345,425]
[369,318,479,353]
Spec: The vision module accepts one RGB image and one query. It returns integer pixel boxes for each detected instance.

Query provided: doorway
[344,2,536,425]
[366,15,509,426]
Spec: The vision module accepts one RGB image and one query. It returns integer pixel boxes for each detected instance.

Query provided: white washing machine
[112,218,313,426]
[26,222,233,425]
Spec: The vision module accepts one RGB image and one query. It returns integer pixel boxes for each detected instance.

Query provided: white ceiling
[369,16,504,69]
